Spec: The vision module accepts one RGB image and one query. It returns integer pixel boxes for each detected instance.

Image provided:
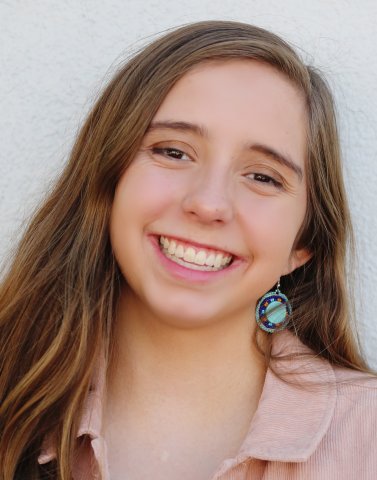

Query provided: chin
[148,299,225,330]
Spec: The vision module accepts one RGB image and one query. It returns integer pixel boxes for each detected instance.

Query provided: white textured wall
[1,1,376,367]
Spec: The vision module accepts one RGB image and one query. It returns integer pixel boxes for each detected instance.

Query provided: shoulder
[302,366,377,476]
[328,366,377,443]
[333,366,377,398]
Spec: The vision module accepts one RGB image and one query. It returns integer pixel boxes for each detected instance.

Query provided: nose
[181,167,234,225]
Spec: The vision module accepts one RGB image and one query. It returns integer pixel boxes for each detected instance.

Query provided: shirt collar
[38,331,336,465]
[38,354,106,465]
[238,331,337,462]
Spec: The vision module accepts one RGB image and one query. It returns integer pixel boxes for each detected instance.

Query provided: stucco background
[1,1,376,367]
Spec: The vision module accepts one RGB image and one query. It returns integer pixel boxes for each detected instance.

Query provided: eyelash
[151,147,283,189]
[151,147,191,161]
[247,173,283,189]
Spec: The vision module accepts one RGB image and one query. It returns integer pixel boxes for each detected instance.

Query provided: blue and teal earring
[255,280,291,333]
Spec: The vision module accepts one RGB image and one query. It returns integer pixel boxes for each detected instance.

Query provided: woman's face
[110,60,310,328]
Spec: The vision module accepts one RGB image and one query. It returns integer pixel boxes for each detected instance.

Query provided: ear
[282,247,312,276]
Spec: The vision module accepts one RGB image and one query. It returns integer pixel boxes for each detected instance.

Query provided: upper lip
[154,233,240,258]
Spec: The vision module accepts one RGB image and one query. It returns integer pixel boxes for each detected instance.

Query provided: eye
[151,147,191,161]
[247,173,283,189]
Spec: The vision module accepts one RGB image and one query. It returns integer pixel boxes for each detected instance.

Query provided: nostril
[182,198,233,224]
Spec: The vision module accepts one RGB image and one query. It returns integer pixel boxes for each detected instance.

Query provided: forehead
[153,59,308,171]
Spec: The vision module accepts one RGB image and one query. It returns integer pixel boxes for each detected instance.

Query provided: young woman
[1,20,376,480]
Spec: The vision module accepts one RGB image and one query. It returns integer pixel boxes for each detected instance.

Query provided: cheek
[113,164,182,225]
[237,190,307,255]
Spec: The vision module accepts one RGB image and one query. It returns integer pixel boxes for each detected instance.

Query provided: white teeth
[165,254,221,271]
[214,253,223,269]
[175,245,184,258]
[195,250,207,265]
[205,253,215,266]
[158,236,233,271]
[183,247,196,263]
[168,240,176,255]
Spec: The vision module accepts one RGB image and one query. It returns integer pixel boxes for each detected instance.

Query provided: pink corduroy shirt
[38,331,377,479]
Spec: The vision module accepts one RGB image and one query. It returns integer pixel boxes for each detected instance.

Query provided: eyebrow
[249,144,303,181]
[147,120,303,181]
[147,120,208,138]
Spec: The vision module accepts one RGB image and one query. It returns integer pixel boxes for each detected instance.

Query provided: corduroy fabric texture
[38,332,377,479]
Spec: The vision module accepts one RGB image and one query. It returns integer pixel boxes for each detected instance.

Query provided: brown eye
[248,173,283,189]
[152,147,191,161]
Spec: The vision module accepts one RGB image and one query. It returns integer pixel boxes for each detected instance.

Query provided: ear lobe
[283,248,312,276]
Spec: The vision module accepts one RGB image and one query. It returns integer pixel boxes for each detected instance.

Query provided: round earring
[255,280,291,333]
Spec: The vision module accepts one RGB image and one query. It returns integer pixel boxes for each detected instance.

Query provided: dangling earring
[255,280,292,333]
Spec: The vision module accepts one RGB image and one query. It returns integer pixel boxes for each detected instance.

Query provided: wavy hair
[0,20,370,479]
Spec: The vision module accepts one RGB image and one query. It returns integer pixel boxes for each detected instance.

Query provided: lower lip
[149,235,243,284]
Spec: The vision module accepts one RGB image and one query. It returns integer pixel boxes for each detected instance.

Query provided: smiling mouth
[158,235,234,272]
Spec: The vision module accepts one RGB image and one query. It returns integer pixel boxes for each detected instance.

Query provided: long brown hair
[0,20,370,479]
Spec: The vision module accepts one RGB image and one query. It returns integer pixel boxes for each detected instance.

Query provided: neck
[107,289,267,421]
